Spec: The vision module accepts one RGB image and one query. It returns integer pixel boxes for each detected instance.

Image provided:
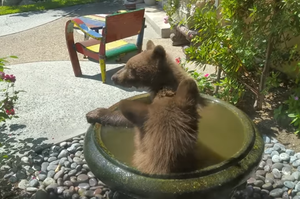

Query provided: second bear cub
[119,78,201,174]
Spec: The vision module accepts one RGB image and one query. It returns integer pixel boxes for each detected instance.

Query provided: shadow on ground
[76,54,148,93]
[237,84,300,152]
[0,125,52,199]
[0,123,51,168]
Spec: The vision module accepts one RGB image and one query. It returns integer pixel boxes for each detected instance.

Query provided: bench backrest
[104,8,145,43]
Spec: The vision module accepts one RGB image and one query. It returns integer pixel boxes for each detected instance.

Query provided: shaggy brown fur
[86,40,206,127]
[111,40,188,98]
[119,78,201,174]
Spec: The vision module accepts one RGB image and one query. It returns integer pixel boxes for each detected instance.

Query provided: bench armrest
[72,18,103,40]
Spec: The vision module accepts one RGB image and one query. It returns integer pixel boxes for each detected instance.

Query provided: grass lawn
[0,0,99,15]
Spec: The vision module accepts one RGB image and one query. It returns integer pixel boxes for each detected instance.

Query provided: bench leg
[65,20,82,77]
[99,58,106,83]
[136,18,145,53]
[83,33,90,59]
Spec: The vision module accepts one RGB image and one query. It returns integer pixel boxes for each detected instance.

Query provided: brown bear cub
[119,78,201,174]
[86,40,206,127]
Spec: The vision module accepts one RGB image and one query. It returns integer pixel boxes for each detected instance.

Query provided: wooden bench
[65,9,145,83]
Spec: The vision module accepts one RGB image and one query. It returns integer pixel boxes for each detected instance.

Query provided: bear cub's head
[111,40,187,92]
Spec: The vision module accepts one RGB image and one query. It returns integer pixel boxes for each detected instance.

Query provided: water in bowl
[100,100,245,169]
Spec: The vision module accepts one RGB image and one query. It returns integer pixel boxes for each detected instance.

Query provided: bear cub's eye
[129,68,137,77]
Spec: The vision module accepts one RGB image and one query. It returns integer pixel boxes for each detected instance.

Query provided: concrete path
[0,5,81,37]
[0,1,164,150]
[2,61,146,144]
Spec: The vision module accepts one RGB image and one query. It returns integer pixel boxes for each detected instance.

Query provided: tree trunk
[255,0,281,110]
[214,66,222,94]
[255,36,273,110]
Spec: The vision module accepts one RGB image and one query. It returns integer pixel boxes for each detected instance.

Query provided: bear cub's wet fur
[86,40,206,127]
[119,78,201,174]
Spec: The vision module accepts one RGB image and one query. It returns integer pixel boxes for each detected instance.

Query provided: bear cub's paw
[86,108,110,124]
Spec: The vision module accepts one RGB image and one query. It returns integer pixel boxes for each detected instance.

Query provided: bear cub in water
[119,78,201,174]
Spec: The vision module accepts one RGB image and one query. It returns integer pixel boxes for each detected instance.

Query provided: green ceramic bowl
[84,93,264,199]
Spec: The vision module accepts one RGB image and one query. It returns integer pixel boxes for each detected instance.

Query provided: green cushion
[106,43,138,59]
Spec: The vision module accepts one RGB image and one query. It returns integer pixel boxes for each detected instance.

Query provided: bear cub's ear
[146,40,156,50]
[152,45,166,60]
[119,100,149,127]
[175,78,200,105]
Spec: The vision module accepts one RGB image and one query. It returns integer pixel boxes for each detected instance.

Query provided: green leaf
[0,112,9,119]
[288,113,296,118]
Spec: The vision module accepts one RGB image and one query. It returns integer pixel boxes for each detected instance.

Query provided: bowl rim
[92,93,256,179]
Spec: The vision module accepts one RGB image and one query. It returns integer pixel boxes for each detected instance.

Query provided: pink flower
[204,74,209,78]
[175,57,181,64]
[5,109,15,115]
[4,74,16,82]
[163,16,169,24]
[295,96,299,100]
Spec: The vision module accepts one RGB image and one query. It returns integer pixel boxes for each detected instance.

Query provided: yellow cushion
[86,40,138,58]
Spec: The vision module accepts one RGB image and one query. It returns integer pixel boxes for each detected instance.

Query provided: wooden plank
[105,9,145,43]
[75,39,138,58]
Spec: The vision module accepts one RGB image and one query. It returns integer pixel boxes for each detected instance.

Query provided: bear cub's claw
[86,108,110,124]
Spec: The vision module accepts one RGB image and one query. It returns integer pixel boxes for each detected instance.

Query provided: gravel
[0,133,299,199]
[0,134,110,199]
[233,135,300,199]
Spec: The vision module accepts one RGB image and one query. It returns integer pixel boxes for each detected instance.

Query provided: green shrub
[166,0,300,134]
[167,0,300,110]
[274,78,300,135]
[0,56,22,123]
